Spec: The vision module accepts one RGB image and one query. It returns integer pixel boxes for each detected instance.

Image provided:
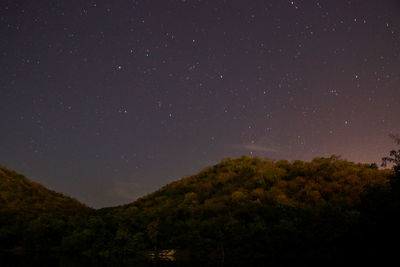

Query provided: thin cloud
[111,181,151,202]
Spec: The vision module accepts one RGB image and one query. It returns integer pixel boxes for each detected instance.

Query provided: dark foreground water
[1,253,280,267]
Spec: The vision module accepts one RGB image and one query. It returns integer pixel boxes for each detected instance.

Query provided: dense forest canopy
[0,166,91,216]
[103,156,390,258]
[2,153,398,262]
[0,166,92,253]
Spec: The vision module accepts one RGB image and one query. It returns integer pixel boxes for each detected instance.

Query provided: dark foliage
[67,156,391,261]
[350,134,400,263]
[0,150,398,263]
[0,166,92,253]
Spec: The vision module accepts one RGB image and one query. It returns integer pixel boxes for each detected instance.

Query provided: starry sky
[1,0,400,208]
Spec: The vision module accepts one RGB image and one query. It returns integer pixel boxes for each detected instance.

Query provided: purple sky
[1,0,399,207]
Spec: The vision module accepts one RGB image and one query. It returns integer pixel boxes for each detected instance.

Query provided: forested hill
[99,156,392,260]
[0,166,91,216]
[0,166,92,253]
[126,156,389,210]
[0,156,397,262]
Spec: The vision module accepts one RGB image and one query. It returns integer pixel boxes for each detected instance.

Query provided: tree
[354,133,400,263]
[382,134,400,179]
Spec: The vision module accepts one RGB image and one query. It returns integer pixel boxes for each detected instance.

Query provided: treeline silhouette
[0,166,92,254]
[1,135,400,263]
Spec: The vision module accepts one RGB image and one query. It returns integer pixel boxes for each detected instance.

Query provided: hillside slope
[0,156,395,262]
[0,167,90,216]
[94,156,391,260]
[0,166,92,253]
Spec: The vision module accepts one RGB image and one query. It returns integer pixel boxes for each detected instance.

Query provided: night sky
[1,0,400,208]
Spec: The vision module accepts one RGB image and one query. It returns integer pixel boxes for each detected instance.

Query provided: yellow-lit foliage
[121,155,391,218]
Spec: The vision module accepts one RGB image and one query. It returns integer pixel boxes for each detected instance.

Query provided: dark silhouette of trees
[350,133,400,264]
[0,166,92,254]
[2,149,400,263]
[382,134,400,182]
